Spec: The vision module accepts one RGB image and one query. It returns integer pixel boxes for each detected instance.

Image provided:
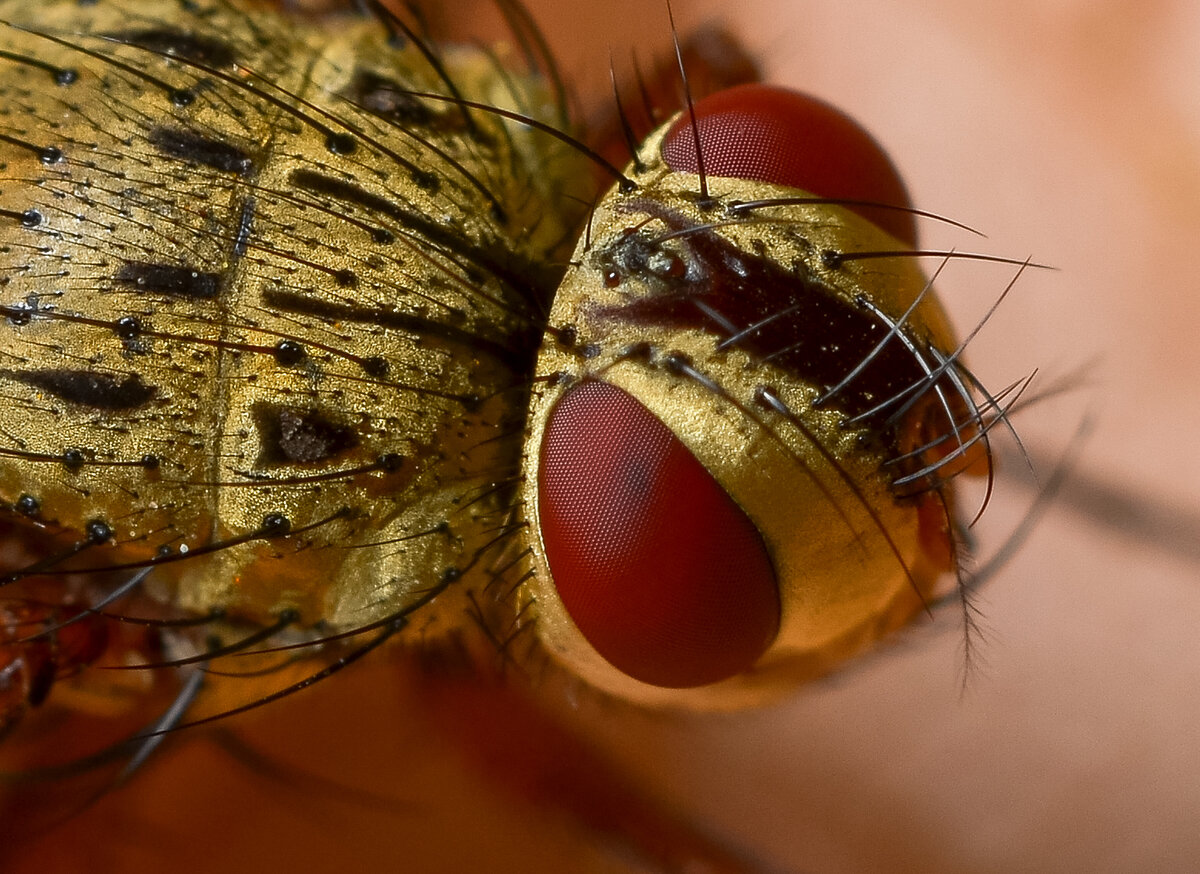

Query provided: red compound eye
[537,381,779,688]
[661,84,918,247]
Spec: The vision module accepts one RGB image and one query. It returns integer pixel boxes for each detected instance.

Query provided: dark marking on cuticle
[116,261,221,300]
[595,203,952,450]
[107,27,238,67]
[326,133,357,155]
[147,126,253,176]
[253,404,360,466]
[342,69,465,131]
[293,169,404,221]
[361,356,389,378]
[1,369,157,411]
[286,168,556,308]
[261,288,523,373]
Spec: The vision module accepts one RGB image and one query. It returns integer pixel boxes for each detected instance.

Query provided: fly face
[522,88,993,707]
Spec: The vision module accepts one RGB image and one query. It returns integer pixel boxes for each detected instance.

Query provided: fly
[0,1,1044,870]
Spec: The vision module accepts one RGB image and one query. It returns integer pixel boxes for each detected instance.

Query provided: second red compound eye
[661,83,918,247]
[537,381,779,689]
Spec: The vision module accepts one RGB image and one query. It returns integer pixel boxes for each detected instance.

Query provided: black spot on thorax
[147,125,254,176]
[106,27,238,68]
[253,404,359,466]
[115,261,222,300]
[1,368,156,411]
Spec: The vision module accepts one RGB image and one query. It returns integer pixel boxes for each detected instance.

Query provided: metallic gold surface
[0,0,586,637]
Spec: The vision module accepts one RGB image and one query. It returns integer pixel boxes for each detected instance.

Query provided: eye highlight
[537,380,779,688]
[661,83,918,246]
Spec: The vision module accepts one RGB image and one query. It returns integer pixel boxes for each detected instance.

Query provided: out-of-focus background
[7,2,1198,872]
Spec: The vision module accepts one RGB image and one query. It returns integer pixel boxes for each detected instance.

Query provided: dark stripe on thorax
[1,369,156,411]
[253,404,359,466]
[288,169,556,313]
[147,126,254,176]
[115,261,222,300]
[106,27,238,68]
[260,288,528,374]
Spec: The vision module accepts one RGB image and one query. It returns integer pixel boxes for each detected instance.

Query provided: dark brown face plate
[589,198,946,448]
